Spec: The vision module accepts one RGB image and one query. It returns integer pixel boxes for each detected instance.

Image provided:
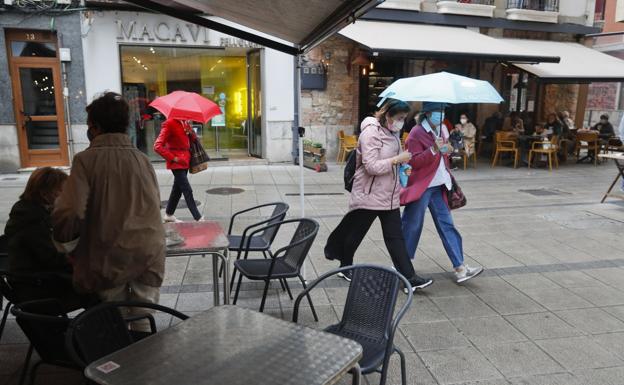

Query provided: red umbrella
[149,91,222,123]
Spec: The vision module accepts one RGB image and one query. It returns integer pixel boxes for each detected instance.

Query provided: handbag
[447,175,466,210]
[189,139,209,174]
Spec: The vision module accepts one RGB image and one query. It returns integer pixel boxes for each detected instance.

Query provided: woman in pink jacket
[154,118,202,222]
[325,100,433,291]
[400,102,482,283]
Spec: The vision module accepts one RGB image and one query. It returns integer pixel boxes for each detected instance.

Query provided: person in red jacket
[400,102,483,284]
[154,118,202,222]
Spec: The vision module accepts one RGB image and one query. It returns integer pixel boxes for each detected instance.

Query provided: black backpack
[344,149,358,192]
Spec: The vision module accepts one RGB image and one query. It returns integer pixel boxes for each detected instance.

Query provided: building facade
[302,0,609,153]
[586,0,624,127]
[0,4,296,172]
[0,8,88,172]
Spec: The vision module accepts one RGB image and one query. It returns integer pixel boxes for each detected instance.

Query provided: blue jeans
[402,186,464,268]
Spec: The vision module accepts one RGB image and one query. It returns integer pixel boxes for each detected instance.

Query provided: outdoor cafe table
[84,305,364,385]
[598,153,624,203]
[165,221,230,305]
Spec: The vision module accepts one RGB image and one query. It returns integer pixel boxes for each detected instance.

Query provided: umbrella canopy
[149,91,222,123]
[379,72,503,105]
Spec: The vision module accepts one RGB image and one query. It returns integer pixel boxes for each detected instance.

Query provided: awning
[338,20,560,63]
[501,38,624,82]
[122,0,383,55]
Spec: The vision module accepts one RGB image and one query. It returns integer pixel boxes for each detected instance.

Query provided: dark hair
[376,99,410,128]
[86,92,130,134]
[21,167,68,206]
[460,113,470,121]
[600,114,609,120]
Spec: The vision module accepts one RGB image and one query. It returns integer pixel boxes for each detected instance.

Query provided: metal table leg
[350,364,361,385]
[211,253,220,306]
[601,159,624,203]
[209,250,230,306]
[222,249,230,304]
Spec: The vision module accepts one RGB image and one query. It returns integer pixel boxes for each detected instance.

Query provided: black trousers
[324,208,416,281]
[166,169,201,220]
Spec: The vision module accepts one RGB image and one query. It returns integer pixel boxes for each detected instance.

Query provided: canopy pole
[294,54,306,279]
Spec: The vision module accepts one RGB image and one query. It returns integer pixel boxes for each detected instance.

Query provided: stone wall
[300,36,360,160]
[541,84,580,120]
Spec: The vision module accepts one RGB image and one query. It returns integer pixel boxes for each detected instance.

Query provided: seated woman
[457,113,477,157]
[3,167,94,310]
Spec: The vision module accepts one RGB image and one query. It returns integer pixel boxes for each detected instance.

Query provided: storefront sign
[116,20,260,48]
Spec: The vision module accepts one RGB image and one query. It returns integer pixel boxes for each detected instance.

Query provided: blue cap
[422,102,447,113]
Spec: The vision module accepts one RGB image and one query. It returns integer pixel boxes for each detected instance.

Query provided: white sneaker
[163,214,181,223]
[196,216,207,222]
[454,265,483,284]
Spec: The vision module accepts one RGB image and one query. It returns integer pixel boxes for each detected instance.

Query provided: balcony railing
[437,0,496,17]
[447,0,495,4]
[506,0,559,12]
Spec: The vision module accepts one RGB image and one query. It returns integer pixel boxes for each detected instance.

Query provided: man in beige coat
[52,92,165,318]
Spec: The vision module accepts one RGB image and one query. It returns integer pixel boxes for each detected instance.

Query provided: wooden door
[6,29,69,167]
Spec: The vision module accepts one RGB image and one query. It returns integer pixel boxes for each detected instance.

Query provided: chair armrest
[293,268,343,323]
[236,213,287,254]
[227,202,286,235]
[123,313,157,334]
[238,221,284,260]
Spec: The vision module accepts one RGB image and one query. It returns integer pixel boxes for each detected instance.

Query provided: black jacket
[592,122,615,136]
[4,199,71,274]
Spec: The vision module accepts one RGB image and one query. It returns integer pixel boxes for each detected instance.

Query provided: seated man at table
[52,92,165,330]
[592,114,615,137]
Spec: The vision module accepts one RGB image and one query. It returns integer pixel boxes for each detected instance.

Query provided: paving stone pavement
[1,159,624,385]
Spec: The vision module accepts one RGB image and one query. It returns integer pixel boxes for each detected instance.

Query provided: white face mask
[460,118,468,125]
[392,120,404,131]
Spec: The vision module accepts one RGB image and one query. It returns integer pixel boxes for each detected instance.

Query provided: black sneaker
[337,270,353,282]
[404,275,434,293]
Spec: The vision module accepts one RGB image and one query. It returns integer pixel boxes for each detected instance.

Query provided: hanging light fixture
[351,50,371,67]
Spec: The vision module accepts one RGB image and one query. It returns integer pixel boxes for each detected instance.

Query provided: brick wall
[301,36,360,160]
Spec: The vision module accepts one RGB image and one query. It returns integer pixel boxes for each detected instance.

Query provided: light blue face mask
[429,112,444,126]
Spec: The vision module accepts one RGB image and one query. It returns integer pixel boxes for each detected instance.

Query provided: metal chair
[460,147,478,169]
[529,135,559,171]
[233,218,319,319]
[293,265,413,385]
[337,130,345,161]
[491,131,519,168]
[11,299,80,385]
[223,202,289,290]
[339,135,358,163]
[65,301,189,368]
[575,131,601,166]
[0,269,49,344]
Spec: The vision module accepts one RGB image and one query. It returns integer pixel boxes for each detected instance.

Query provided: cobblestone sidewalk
[1,159,623,385]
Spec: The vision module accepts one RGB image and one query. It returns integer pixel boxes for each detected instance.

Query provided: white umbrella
[378,71,503,105]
